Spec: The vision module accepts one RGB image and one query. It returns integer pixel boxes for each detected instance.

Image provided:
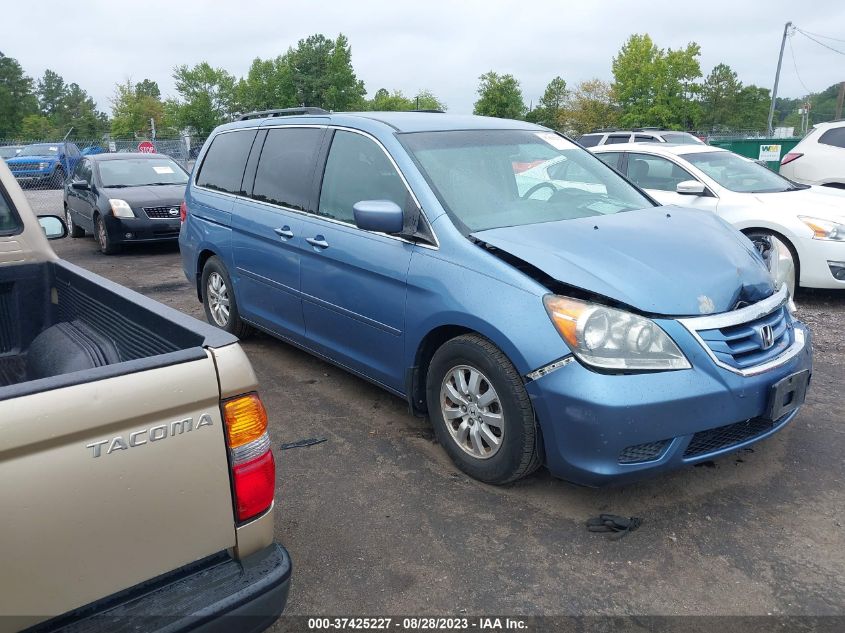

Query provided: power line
[797,28,845,44]
[794,28,845,56]
[788,34,813,96]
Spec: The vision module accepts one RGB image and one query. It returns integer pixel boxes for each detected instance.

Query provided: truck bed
[0,259,235,399]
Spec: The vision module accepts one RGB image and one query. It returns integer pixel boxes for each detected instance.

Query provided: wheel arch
[739,225,801,286]
[196,248,221,301]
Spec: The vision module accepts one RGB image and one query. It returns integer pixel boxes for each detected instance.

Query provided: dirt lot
[41,196,845,620]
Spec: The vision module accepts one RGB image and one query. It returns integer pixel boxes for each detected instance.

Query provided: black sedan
[63,153,189,254]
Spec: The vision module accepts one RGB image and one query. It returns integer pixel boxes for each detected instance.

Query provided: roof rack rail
[237,107,329,121]
[410,109,445,113]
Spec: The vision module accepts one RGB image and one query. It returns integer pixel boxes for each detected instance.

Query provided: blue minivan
[180,109,812,485]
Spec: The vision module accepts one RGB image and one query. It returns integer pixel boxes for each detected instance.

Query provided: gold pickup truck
[0,162,290,631]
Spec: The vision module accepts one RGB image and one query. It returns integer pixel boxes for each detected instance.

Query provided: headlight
[109,199,135,218]
[38,162,48,170]
[799,216,845,241]
[543,295,690,371]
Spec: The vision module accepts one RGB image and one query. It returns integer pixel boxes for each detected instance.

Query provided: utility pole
[767,21,792,136]
[836,81,845,120]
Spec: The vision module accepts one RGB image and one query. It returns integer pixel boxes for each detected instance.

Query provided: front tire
[201,257,253,338]
[426,334,541,484]
[65,205,84,238]
[95,214,119,255]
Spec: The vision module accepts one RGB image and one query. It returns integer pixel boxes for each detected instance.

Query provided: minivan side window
[577,135,600,147]
[818,127,845,149]
[252,127,324,211]
[195,130,257,195]
[318,131,408,224]
[605,135,631,145]
[0,188,21,234]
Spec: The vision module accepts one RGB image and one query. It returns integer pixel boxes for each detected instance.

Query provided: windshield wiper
[147,181,186,186]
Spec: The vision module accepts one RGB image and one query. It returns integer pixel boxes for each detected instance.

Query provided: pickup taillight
[222,393,275,522]
[179,200,187,223]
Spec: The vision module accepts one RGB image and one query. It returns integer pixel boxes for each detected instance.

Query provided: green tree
[566,79,618,135]
[528,76,568,129]
[288,33,366,110]
[110,79,167,138]
[0,52,38,137]
[473,71,525,119]
[236,55,296,113]
[36,69,66,119]
[20,114,53,139]
[60,83,108,137]
[700,63,742,128]
[612,34,702,129]
[135,79,161,99]
[731,85,770,130]
[414,90,446,111]
[172,62,237,136]
[368,88,414,111]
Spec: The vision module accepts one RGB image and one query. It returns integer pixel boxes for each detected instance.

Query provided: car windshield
[0,147,21,159]
[400,130,653,233]
[684,151,794,193]
[98,158,189,187]
[19,144,60,157]
[661,133,704,145]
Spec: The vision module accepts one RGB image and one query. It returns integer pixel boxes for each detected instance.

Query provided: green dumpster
[708,137,800,173]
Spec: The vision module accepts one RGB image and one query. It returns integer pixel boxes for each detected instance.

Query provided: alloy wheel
[206,272,231,327]
[440,365,504,459]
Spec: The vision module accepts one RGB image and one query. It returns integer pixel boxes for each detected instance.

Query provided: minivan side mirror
[353,200,404,234]
[38,215,68,240]
[676,180,706,195]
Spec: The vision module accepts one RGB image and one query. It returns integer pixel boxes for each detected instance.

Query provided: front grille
[696,305,791,370]
[143,205,180,219]
[684,417,777,458]
[618,439,669,464]
[8,162,37,172]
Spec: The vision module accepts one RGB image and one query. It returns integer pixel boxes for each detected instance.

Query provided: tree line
[0,32,838,141]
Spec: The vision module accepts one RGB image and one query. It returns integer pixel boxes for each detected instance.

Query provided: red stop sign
[137,141,155,153]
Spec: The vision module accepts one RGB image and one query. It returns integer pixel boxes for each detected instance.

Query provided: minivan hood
[471,206,774,316]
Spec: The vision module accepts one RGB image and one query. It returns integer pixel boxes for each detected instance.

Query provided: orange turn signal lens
[222,393,268,449]
[543,295,588,349]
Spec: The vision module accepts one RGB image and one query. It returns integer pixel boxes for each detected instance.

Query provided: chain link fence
[1,136,208,216]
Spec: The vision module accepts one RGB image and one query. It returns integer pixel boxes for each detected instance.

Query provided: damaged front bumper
[525,321,813,486]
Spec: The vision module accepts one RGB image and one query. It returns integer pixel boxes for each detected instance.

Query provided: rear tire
[201,257,253,338]
[426,334,541,484]
[65,205,84,238]
[95,214,120,255]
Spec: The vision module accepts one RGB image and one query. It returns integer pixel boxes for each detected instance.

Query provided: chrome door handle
[274,226,294,239]
[306,236,329,249]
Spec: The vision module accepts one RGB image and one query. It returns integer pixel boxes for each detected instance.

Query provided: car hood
[6,154,57,164]
[748,187,845,221]
[101,184,187,208]
[471,206,775,316]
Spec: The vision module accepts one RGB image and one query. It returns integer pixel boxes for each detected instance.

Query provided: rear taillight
[222,393,275,522]
[781,152,803,166]
[179,200,187,223]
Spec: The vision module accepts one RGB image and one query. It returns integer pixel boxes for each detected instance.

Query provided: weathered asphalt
[47,214,845,621]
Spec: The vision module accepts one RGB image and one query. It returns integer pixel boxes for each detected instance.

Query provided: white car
[779,120,845,188]
[578,129,705,148]
[591,142,845,293]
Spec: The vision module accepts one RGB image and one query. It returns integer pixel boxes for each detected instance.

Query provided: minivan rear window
[196,130,257,195]
[251,128,324,211]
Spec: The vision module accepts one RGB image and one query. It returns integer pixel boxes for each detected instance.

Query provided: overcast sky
[3,0,844,115]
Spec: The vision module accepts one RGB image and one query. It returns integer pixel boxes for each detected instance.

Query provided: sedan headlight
[799,216,845,241]
[543,295,690,371]
[109,199,135,218]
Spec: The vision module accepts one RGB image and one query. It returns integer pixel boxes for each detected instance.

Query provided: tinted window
[605,135,631,145]
[252,128,324,211]
[0,188,21,234]
[818,127,845,149]
[634,135,655,143]
[627,153,695,192]
[596,152,622,170]
[577,135,601,147]
[196,130,257,195]
[318,131,408,223]
[661,132,705,145]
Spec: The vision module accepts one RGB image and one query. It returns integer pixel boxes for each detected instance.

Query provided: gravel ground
[30,188,845,624]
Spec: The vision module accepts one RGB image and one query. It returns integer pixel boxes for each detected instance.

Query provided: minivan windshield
[684,151,795,193]
[99,158,189,188]
[401,130,653,233]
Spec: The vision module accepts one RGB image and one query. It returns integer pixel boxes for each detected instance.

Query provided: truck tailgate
[0,351,236,624]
